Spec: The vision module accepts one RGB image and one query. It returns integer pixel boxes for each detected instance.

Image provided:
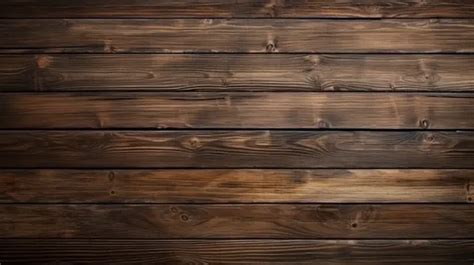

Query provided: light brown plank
[2,204,474,238]
[3,54,474,92]
[1,169,472,203]
[1,239,474,264]
[1,0,473,18]
[1,93,473,129]
[1,19,474,53]
[0,131,473,168]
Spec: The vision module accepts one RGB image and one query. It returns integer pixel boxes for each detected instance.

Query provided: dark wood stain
[1,19,474,53]
[1,169,472,203]
[1,1,474,263]
[1,92,473,129]
[1,0,473,18]
[1,239,473,264]
[3,54,474,92]
[1,130,473,168]
[2,204,474,238]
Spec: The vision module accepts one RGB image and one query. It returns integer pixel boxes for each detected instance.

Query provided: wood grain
[0,130,473,169]
[1,0,473,18]
[1,92,473,129]
[1,19,474,53]
[2,204,474,238]
[1,239,474,264]
[3,54,474,92]
[1,169,472,203]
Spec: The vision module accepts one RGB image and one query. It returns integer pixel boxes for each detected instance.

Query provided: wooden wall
[1,1,474,264]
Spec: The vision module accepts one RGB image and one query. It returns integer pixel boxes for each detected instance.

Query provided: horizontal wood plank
[3,54,474,92]
[1,0,473,18]
[1,93,473,129]
[2,204,474,238]
[1,19,474,53]
[1,130,473,168]
[1,169,472,203]
[1,239,474,264]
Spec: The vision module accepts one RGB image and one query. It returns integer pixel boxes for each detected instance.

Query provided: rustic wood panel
[3,54,474,92]
[1,169,472,203]
[1,131,473,168]
[1,239,474,265]
[1,0,473,18]
[1,19,474,53]
[1,92,473,129]
[2,204,474,238]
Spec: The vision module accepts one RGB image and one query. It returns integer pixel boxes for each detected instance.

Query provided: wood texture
[2,204,474,238]
[1,239,474,265]
[0,130,473,169]
[1,0,473,18]
[1,169,472,203]
[3,54,474,92]
[2,19,474,53]
[1,92,473,129]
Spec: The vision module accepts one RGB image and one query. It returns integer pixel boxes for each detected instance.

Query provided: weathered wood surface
[2,19,474,53]
[1,92,473,129]
[1,239,474,265]
[1,0,473,18]
[3,54,474,92]
[1,131,473,168]
[2,204,474,238]
[2,169,472,203]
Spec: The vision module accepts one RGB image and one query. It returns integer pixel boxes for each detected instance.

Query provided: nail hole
[110,190,115,195]
[351,223,358,228]
[468,197,472,202]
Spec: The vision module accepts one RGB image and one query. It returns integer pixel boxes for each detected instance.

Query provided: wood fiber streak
[1,93,473,129]
[0,0,473,18]
[0,131,473,168]
[1,169,472,203]
[2,204,474,238]
[3,54,474,92]
[1,19,474,53]
[1,240,474,265]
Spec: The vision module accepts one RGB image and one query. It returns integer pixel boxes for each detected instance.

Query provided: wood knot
[419,119,430,129]
[180,214,190,221]
[266,39,278,53]
[109,190,116,195]
[36,55,52,69]
[317,120,329,128]
[424,133,434,142]
[108,171,115,181]
[202,19,213,25]
[185,137,202,150]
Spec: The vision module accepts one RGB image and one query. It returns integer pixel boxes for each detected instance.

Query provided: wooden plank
[1,0,473,18]
[1,240,474,265]
[3,54,474,92]
[1,19,474,53]
[1,92,473,129]
[2,204,474,238]
[1,169,472,203]
[1,130,473,169]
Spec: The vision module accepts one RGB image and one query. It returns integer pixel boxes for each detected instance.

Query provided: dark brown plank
[3,54,474,92]
[1,130,473,168]
[2,204,474,238]
[1,93,473,129]
[1,19,474,53]
[2,240,474,265]
[1,0,473,18]
[1,169,472,203]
